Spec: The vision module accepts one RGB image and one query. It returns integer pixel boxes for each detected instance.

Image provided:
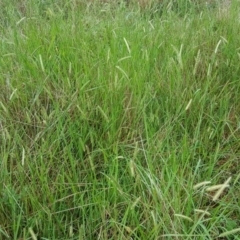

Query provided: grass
[0,0,240,239]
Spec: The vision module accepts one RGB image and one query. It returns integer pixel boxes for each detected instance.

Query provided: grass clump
[0,0,239,239]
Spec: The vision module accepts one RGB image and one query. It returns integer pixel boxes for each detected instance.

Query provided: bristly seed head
[193,181,211,190]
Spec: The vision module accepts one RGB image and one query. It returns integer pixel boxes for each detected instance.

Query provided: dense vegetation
[0,0,239,239]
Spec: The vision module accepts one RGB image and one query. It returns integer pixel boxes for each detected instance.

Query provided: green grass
[0,0,240,239]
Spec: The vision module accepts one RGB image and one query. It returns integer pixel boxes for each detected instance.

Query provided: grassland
[0,0,240,239]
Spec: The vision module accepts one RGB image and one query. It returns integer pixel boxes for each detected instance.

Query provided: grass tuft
[0,0,239,239]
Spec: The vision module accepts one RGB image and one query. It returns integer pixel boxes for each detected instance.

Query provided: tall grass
[0,0,239,239]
